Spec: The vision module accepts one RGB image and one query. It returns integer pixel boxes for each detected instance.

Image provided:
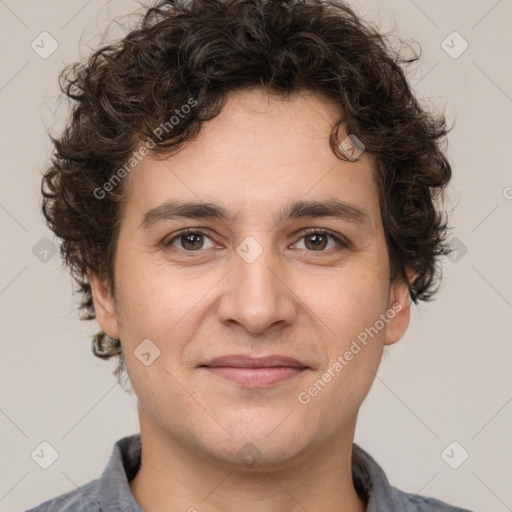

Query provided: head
[43,0,451,466]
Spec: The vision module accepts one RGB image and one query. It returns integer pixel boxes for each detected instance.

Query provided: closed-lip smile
[199,354,309,387]
[201,354,308,368]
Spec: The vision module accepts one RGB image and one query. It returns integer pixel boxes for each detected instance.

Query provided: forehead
[120,88,381,232]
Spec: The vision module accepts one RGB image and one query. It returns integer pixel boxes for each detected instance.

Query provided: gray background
[1,1,511,511]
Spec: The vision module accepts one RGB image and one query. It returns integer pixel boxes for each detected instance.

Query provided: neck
[129,416,366,512]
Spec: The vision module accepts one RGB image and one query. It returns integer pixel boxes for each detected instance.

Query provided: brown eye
[304,233,328,250]
[294,229,348,252]
[166,230,216,251]
[180,233,204,250]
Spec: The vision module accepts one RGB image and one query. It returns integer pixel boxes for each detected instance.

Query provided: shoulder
[24,479,101,512]
[24,434,142,512]
[391,486,474,512]
[351,443,474,512]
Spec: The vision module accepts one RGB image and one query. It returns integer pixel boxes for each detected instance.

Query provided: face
[90,87,411,469]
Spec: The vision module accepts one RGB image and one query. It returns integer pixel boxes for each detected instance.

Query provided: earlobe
[88,271,120,340]
[383,268,414,346]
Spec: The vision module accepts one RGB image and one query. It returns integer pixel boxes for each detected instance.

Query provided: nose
[216,241,297,334]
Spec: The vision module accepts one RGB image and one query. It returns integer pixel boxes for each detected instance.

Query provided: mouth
[199,355,310,387]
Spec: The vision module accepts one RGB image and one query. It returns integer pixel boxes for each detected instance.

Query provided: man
[28,0,472,510]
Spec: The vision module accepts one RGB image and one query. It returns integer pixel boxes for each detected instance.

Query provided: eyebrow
[139,198,369,230]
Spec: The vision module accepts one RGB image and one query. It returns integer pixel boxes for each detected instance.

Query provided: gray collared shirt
[26,434,473,511]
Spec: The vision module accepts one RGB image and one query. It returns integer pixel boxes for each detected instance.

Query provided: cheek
[311,259,389,339]
[114,250,196,336]
[300,285,388,431]
[304,258,390,399]
[113,253,223,386]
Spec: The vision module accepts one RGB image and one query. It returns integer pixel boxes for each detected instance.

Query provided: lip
[201,355,308,368]
[199,355,309,387]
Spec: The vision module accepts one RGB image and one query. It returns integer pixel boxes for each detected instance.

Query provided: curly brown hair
[42,0,452,384]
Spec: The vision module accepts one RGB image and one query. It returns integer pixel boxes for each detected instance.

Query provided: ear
[383,267,415,346]
[88,271,120,340]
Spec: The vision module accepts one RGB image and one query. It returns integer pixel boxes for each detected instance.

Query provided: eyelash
[163,227,350,253]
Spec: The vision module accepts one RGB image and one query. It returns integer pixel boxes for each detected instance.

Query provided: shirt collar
[98,434,143,511]
[98,434,404,511]
[352,442,405,510]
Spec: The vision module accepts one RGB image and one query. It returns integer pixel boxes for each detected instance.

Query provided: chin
[195,420,308,471]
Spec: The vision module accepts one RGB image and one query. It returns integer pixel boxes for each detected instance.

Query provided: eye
[165,229,217,251]
[293,229,348,252]
[163,228,349,253]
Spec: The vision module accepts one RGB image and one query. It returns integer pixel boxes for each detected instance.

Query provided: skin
[90,87,413,512]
